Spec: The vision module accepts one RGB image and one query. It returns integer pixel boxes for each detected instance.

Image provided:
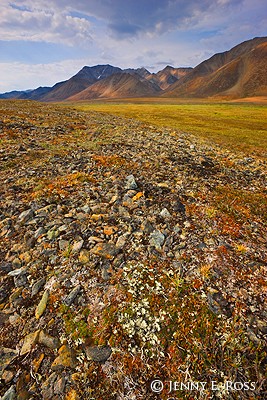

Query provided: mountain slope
[19,87,52,100]
[148,66,193,89]
[40,65,122,102]
[0,90,31,99]
[67,72,162,100]
[165,37,267,98]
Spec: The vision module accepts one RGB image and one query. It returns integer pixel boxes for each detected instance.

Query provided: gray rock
[173,224,181,234]
[1,385,16,400]
[207,288,232,318]
[116,233,130,249]
[31,277,46,297]
[0,263,13,273]
[159,208,172,220]
[0,347,18,374]
[141,220,154,234]
[85,345,112,363]
[54,375,66,395]
[255,319,267,334]
[51,345,77,370]
[58,239,69,251]
[0,285,11,303]
[7,267,27,277]
[14,273,28,288]
[125,174,138,190]
[20,330,40,355]
[39,330,61,349]
[42,372,57,399]
[18,209,34,224]
[149,230,165,251]
[63,285,81,306]
[81,205,90,213]
[91,242,119,259]
[47,229,59,240]
[34,227,46,238]
[72,239,84,253]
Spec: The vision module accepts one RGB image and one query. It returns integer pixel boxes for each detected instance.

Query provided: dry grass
[70,99,267,157]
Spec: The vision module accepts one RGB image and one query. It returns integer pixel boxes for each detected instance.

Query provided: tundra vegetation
[0,99,266,399]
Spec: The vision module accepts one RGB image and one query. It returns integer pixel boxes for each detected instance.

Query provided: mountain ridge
[1,36,266,101]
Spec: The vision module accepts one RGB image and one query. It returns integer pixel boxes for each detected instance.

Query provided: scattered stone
[51,345,77,370]
[0,347,18,374]
[18,209,34,224]
[85,345,112,363]
[91,242,119,259]
[72,239,84,253]
[7,267,27,277]
[14,273,28,288]
[149,230,165,251]
[141,220,154,234]
[47,229,59,241]
[2,370,15,384]
[173,200,186,213]
[35,290,49,319]
[58,239,70,251]
[41,372,57,399]
[31,277,46,297]
[39,330,61,349]
[32,353,45,373]
[103,226,117,236]
[54,375,66,395]
[20,331,40,355]
[255,319,267,334]
[159,207,172,220]
[0,98,266,399]
[173,224,182,234]
[9,287,23,303]
[0,263,13,273]
[207,288,232,318]
[78,249,90,264]
[34,227,46,238]
[63,285,81,306]
[1,385,16,400]
[125,174,138,190]
[116,233,130,249]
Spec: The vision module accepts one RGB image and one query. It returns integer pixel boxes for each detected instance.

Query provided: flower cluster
[116,262,167,357]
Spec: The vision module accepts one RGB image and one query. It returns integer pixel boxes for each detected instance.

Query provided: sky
[0,0,266,92]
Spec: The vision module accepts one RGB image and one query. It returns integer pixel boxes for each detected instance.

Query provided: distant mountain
[67,72,162,100]
[165,37,267,98]
[40,64,123,102]
[0,90,31,99]
[147,66,193,90]
[1,38,267,101]
[124,67,151,79]
[19,87,52,100]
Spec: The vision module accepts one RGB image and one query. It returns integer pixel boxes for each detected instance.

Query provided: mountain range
[1,36,266,101]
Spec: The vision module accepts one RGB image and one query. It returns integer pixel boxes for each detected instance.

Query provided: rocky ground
[0,100,266,400]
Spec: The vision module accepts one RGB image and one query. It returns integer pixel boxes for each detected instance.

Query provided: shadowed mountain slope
[67,72,162,100]
[148,66,193,89]
[40,65,123,102]
[165,37,267,98]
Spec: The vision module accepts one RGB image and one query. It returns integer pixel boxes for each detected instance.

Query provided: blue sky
[0,0,266,92]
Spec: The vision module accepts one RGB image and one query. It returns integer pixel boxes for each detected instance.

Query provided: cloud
[1,0,248,44]
[0,59,86,91]
[0,1,92,45]
[1,0,265,49]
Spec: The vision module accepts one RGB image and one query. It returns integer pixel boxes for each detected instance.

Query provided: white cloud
[0,1,92,45]
[0,60,85,91]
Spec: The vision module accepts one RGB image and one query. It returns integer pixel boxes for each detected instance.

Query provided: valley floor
[0,100,266,399]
